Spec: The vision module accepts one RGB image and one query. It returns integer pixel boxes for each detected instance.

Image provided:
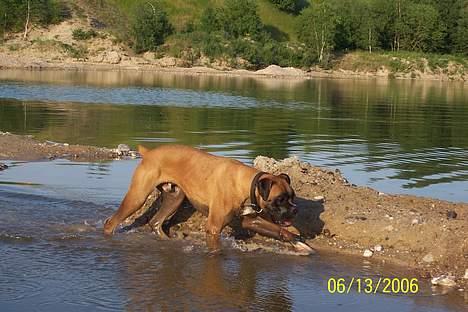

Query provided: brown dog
[104,145,313,253]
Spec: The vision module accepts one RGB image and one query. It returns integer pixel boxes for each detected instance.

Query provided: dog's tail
[137,145,149,157]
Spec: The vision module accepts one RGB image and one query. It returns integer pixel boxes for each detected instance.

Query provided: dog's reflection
[119,248,293,312]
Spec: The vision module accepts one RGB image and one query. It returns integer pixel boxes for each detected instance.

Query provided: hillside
[0,0,467,82]
[108,0,299,41]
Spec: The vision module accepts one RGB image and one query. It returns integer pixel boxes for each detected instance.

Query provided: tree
[221,0,263,39]
[269,0,301,14]
[199,7,222,33]
[453,0,468,54]
[131,1,173,53]
[399,2,444,51]
[296,0,337,64]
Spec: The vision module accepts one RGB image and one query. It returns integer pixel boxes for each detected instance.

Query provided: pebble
[313,195,325,202]
[422,253,434,263]
[446,210,457,220]
[411,218,419,225]
[363,249,373,257]
[464,269,468,279]
[373,245,383,252]
[0,163,8,171]
[117,144,130,153]
[431,275,457,287]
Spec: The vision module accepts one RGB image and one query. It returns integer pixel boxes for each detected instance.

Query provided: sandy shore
[1,50,466,83]
[0,132,466,289]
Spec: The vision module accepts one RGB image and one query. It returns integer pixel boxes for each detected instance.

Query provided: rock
[373,245,383,252]
[0,163,8,170]
[156,56,177,67]
[363,249,373,257]
[422,253,434,263]
[313,195,325,202]
[117,144,130,154]
[142,51,156,62]
[411,218,419,225]
[431,275,457,287]
[446,210,457,219]
[464,269,468,279]
[105,51,121,64]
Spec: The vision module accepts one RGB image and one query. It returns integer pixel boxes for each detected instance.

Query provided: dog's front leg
[205,207,231,254]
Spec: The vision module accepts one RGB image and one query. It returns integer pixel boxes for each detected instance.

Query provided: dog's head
[256,173,297,226]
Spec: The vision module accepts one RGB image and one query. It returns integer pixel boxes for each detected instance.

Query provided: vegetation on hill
[0,0,467,74]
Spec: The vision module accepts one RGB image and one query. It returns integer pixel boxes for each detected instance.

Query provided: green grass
[110,0,299,39]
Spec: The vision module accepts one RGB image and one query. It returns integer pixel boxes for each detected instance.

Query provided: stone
[411,218,419,225]
[0,163,8,171]
[117,144,130,154]
[373,245,383,252]
[422,253,434,263]
[464,269,468,279]
[363,249,373,257]
[446,210,457,220]
[105,51,121,64]
[313,195,325,202]
[431,275,457,287]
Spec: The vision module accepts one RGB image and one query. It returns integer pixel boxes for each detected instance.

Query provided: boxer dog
[104,145,313,254]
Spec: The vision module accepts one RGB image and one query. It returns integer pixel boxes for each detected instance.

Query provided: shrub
[72,28,97,40]
[131,1,173,53]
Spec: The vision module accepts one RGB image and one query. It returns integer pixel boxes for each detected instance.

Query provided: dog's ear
[278,173,291,185]
[258,178,273,201]
[137,145,149,157]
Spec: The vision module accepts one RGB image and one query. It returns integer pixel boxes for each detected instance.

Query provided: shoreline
[1,51,467,83]
[0,132,467,289]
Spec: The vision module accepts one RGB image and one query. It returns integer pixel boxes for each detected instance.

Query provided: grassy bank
[334,51,468,80]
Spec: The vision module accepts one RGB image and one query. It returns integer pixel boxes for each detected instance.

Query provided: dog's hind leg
[104,163,160,235]
[149,184,185,239]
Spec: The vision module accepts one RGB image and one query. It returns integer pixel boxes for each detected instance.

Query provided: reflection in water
[1,70,467,201]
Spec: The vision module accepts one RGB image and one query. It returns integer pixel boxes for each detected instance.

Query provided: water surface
[0,160,466,311]
[1,69,467,202]
[0,70,467,311]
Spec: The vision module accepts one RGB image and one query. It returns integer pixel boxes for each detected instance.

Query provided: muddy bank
[123,156,467,289]
[0,131,131,161]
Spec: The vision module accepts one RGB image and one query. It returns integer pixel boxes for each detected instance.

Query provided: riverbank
[0,131,130,161]
[1,49,467,83]
[0,18,467,82]
[0,132,466,289]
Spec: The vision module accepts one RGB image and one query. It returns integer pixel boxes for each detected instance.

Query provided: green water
[0,69,467,202]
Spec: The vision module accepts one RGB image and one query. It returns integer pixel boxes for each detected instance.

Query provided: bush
[268,0,303,14]
[131,1,173,53]
[72,28,97,40]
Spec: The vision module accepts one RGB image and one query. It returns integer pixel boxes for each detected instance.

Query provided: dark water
[0,70,467,311]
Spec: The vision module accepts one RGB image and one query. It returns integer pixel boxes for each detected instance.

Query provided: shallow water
[0,160,466,311]
[0,70,467,311]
